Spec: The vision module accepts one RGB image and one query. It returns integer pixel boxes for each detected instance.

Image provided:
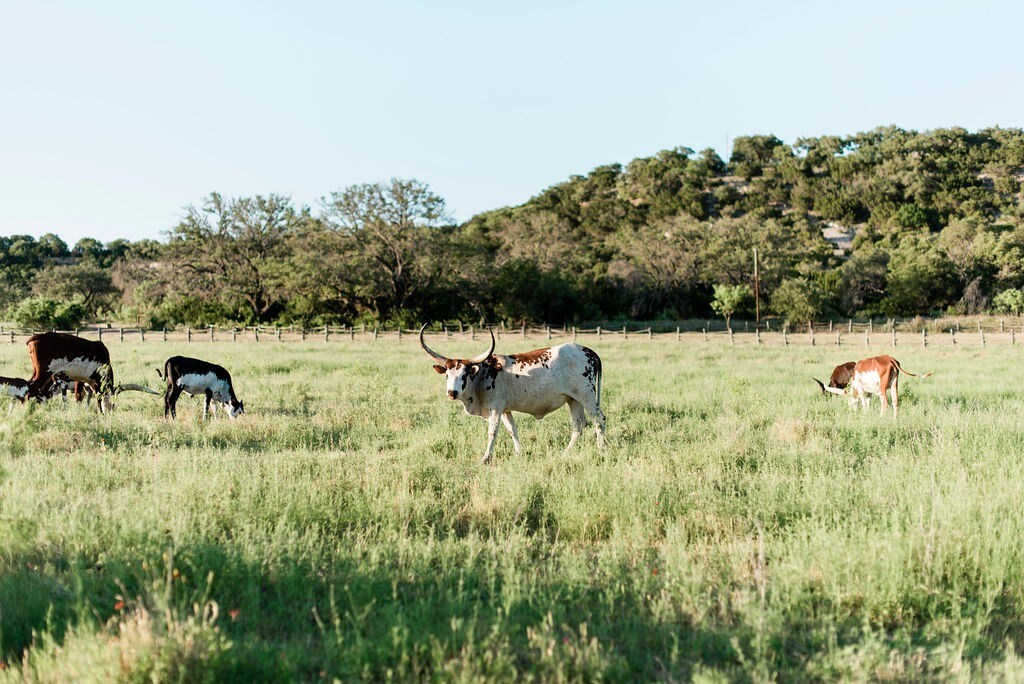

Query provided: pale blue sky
[1,0,1020,244]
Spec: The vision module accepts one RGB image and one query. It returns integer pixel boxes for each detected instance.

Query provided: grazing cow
[813,361,856,395]
[26,332,159,413]
[158,356,244,420]
[0,376,35,404]
[419,324,605,463]
[819,354,932,415]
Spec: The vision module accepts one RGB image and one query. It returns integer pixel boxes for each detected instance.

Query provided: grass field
[2,335,1024,681]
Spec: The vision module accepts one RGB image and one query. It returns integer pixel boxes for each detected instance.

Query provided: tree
[710,283,752,329]
[167,193,298,322]
[33,263,115,316]
[320,178,451,322]
[771,277,824,325]
[992,289,1024,314]
[8,296,86,330]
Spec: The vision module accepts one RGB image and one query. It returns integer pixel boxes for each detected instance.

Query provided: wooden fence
[0,320,1021,349]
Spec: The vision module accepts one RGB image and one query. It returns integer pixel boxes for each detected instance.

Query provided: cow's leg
[203,390,213,420]
[565,399,586,451]
[482,410,501,464]
[501,412,522,454]
[574,395,607,448]
[890,375,899,417]
[165,386,183,419]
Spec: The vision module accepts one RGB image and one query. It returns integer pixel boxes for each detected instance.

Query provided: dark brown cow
[27,332,157,413]
[820,355,932,415]
[813,361,856,395]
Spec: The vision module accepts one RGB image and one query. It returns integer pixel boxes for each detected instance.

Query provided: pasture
[2,336,1024,680]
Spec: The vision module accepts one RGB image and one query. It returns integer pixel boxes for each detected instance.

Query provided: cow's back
[27,332,111,382]
[499,343,600,417]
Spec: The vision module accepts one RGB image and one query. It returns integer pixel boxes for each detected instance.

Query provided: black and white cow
[419,324,605,463]
[159,356,244,420]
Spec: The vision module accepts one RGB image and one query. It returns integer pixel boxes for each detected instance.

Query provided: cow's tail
[596,356,603,409]
[155,367,163,380]
[892,359,933,378]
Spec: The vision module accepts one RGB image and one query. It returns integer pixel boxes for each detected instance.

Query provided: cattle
[158,356,244,420]
[813,361,856,395]
[26,332,159,413]
[419,324,606,463]
[0,376,36,405]
[819,354,932,415]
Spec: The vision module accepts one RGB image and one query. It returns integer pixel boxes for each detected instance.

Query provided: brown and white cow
[26,332,158,413]
[820,354,932,415]
[813,361,856,395]
[419,324,606,463]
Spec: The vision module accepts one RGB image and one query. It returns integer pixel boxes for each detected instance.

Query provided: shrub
[7,296,86,330]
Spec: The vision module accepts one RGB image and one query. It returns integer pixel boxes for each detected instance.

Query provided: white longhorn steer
[159,356,245,419]
[419,324,606,463]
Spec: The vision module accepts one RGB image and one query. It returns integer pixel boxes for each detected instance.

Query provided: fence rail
[0,321,1021,350]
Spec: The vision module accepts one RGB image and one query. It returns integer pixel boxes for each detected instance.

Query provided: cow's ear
[467,364,479,377]
[432,364,446,374]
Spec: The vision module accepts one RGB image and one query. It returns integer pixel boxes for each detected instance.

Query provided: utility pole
[753,247,760,325]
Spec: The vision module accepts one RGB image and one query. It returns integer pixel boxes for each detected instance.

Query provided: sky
[1,0,1022,245]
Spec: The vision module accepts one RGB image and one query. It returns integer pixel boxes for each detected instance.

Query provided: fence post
[836,331,840,346]
[729,328,735,346]
[232,328,237,342]
[848,319,853,333]
[98,328,103,342]
[187,327,191,342]
[254,327,259,342]
[325,325,330,342]
[397,327,402,341]
[349,328,355,341]
[783,327,789,347]
[546,325,552,340]
[163,328,167,342]
[470,326,475,341]
[119,327,124,342]
[703,328,708,344]
[808,321,814,346]
[622,325,627,340]
[597,326,602,339]
[8,331,12,344]
[277,327,282,342]
[676,326,681,342]
[373,327,378,342]
[1001,320,1005,333]
[445,326,450,341]
[892,328,897,347]
[459,321,464,334]
[868,319,873,334]
[648,327,653,341]
[521,324,526,339]
[951,328,956,346]
[301,327,306,341]
[922,329,927,347]
[980,325,986,347]
[210,326,215,342]
[1013,330,1016,346]
[140,328,145,342]
[864,330,869,347]
[755,328,761,345]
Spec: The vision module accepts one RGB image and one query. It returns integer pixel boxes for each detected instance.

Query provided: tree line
[6,125,1024,330]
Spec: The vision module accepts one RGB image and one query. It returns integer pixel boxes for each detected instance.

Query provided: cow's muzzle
[447,390,459,400]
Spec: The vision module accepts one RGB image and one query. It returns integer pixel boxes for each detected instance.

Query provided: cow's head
[226,399,244,418]
[419,324,495,401]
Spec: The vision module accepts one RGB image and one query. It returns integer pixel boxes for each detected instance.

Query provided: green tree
[710,283,752,329]
[992,288,1024,314]
[320,178,451,322]
[771,278,824,325]
[8,296,86,330]
[167,193,298,322]
[32,263,115,315]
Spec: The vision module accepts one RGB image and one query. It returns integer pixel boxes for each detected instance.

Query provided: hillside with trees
[6,125,1024,329]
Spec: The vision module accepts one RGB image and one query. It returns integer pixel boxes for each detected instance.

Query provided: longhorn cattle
[26,332,159,413]
[0,376,36,404]
[419,324,606,463]
[158,356,244,420]
[819,354,932,415]
[813,361,856,395]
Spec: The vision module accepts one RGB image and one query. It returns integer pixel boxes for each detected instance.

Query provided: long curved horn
[419,324,450,363]
[467,329,496,363]
[114,383,162,396]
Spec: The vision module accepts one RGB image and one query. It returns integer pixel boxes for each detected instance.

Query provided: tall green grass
[2,338,1024,680]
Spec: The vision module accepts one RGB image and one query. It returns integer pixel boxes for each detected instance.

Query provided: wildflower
[230,609,241,621]
[114,601,125,611]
